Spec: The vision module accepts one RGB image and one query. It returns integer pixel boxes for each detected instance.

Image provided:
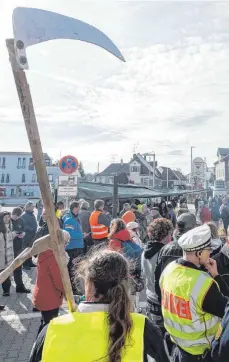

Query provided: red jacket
[201,207,212,224]
[109,229,131,252]
[33,249,65,311]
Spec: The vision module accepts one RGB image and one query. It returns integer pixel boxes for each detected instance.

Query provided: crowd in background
[1,193,229,361]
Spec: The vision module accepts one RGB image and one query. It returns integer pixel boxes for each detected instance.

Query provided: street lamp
[191,146,196,189]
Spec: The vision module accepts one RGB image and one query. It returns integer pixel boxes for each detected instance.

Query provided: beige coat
[0,225,14,270]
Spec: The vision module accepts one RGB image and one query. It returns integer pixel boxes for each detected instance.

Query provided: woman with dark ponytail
[30,249,169,362]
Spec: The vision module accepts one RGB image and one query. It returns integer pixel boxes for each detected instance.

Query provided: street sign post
[58,158,79,207]
[59,155,79,175]
[58,175,78,199]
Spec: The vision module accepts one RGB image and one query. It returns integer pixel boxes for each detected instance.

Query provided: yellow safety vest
[160,261,220,355]
[55,210,62,219]
[137,204,143,212]
[42,312,146,362]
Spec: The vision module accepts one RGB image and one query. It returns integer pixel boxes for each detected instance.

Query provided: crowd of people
[195,194,229,230]
[1,195,229,361]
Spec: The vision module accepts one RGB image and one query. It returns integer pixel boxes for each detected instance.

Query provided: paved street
[0,204,194,361]
[0,266,74,362]
[0,268,40,362]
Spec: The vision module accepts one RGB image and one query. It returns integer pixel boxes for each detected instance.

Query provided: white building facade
[0,152,62,199]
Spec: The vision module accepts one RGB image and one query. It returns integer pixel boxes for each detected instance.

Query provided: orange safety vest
[122,210,136,224]
[89,211,108,240]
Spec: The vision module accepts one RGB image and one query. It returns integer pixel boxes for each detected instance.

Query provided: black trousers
[172,347,212,362]
[1,273,11,293]
[66,248,84,294]
[13,237,25,288]
[37,308,59,336]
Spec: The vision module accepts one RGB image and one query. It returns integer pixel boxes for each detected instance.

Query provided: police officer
[160,224,228,362]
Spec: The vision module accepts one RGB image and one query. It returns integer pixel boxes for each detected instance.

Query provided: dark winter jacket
[142,241,164,306]
[98,213,111,228]
[79,209,91,234]
[211,206,221,222]
[168,210,177,228]
[214,248,229,288]
[211,300,229,362]
[11,217,25,255]
[154,230,183,303]
[194,198,199,210]
[21,211,37,247]
[220,204,229,221]
[134,210,145,221]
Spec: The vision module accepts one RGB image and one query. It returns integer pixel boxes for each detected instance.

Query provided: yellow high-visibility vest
[42,312,146,362]
[160,261,220,355]
[55,210,62,219]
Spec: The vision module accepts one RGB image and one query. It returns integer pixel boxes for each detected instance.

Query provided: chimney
[121,158,123,166]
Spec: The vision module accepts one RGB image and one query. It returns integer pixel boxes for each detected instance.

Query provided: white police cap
[178,224,211,252]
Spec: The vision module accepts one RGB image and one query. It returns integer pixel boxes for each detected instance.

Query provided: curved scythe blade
[13,7,125,69]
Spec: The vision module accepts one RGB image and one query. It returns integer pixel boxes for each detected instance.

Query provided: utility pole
[167,167,169,188]
[191,146,195,189]
[148,156,151,189]
[153,153,156,189]
[112,175,119,218]
[133,143,138,155]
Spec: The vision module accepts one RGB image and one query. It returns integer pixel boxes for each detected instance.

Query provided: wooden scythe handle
[6,39,76,312]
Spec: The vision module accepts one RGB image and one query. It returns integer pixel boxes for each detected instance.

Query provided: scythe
[3,7,125,312]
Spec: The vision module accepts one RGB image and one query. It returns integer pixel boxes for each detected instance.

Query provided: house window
[21,174,26,183]
[45,159,51,166]
[17,157,21,168]
[1,174,4,183]
[22,158,26,169]
[48,174,53,182]
[11,188,14,196]
[32,174,36,183]
[6,174,10,183]
[29,158,34,170]
[2,157,6,168]
[141,178,148,185]
[131,166,140,173]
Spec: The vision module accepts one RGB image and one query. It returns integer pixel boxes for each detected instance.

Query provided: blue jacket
[211,301,229,361]
[63,211,83,250]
